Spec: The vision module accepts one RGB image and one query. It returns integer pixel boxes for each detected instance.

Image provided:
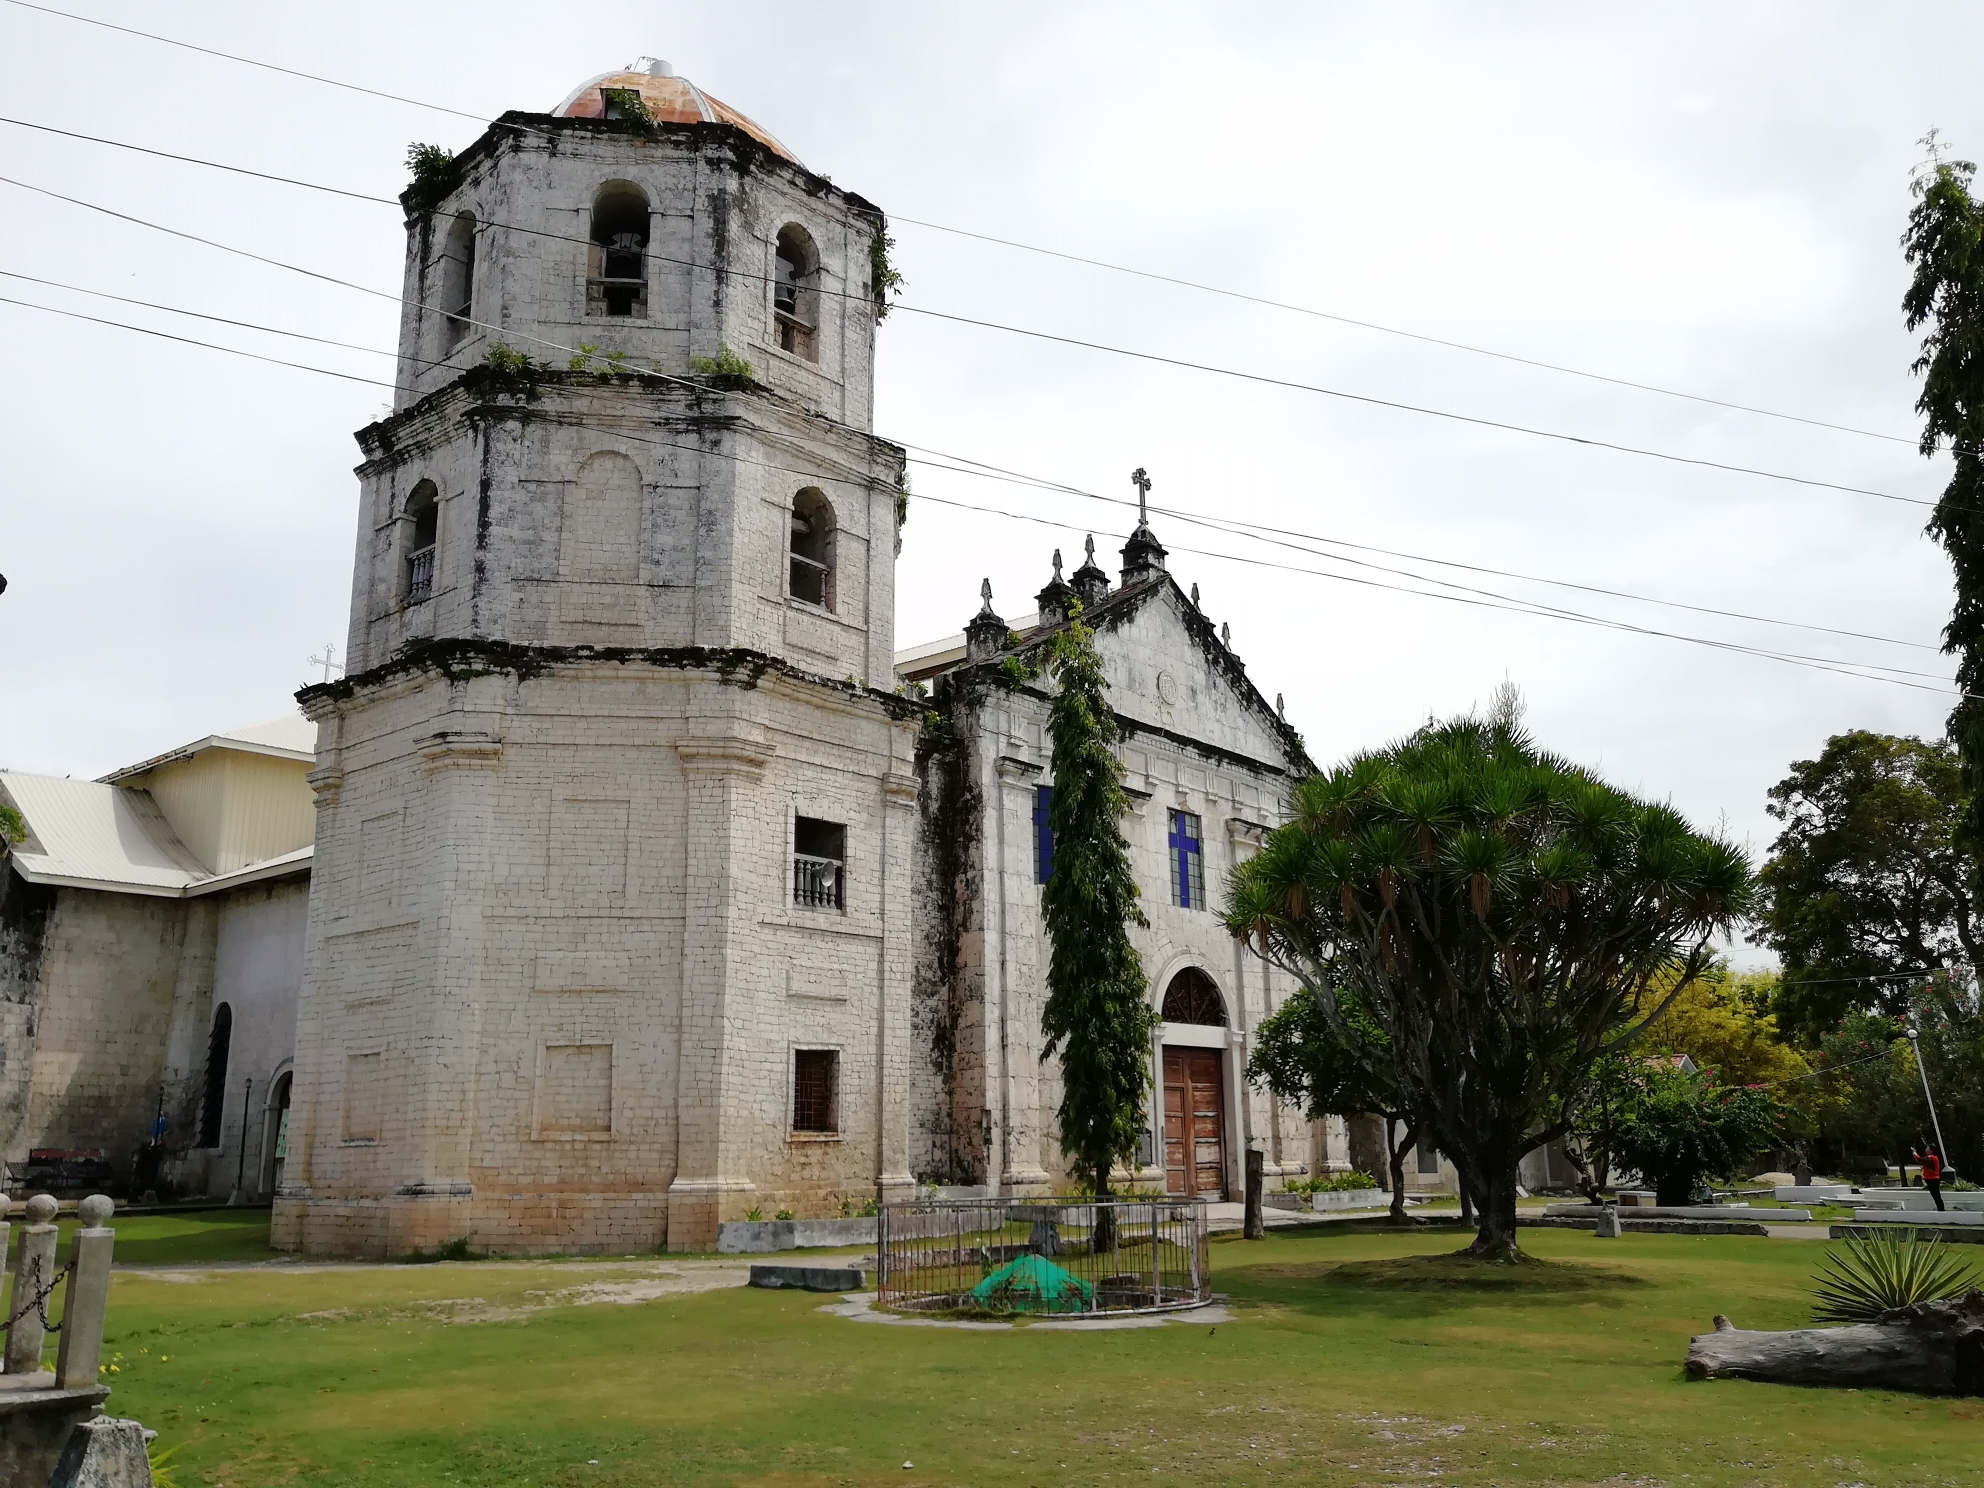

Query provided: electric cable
[0,165,1937,515]
[0,12,1933,454]
[0,278,1956,690]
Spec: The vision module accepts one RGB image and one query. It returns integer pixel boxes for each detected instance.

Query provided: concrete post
[1594,1206,1622,1239]
[5,1194,60,1375]
[56,1195,116,1389]
[1243,1149,1266,1239]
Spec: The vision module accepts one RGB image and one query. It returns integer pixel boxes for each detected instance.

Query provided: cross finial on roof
[979,577,994,615]
[1051,548,1063,581]
[308,642,342,683]
[1131,466,1151,524]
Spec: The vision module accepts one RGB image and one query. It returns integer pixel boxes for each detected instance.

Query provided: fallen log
[1685,1291,1984,1394]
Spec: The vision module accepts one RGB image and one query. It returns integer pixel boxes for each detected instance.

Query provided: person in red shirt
[1912,1140,1947,1212]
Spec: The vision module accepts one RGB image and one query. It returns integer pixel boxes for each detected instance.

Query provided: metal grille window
[1034,784,1054,885]
[1418,1144,1442,1176]
[199,1003,232,1148]
[1168,809,1204,909]
[793,816,845,910]
[792,1049,838,1133]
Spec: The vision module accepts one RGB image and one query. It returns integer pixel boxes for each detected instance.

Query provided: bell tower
[276,62,922,1257]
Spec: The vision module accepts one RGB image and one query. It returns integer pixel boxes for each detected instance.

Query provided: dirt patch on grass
[1305,1252,1646,1293]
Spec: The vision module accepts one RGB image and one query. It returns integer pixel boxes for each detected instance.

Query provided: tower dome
[552,58,804,168]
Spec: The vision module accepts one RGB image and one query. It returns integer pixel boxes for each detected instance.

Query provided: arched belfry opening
[1159,968,1228,1199]
[589,183,650,317]
[441,212,477,347]
[773,224,819,360]
[789,488,835,609]
[403,480,439,605]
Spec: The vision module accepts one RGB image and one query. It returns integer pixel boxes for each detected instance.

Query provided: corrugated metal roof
[100,711,315,784]
[0,772,310,898]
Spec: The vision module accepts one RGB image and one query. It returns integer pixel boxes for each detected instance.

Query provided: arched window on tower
[199,1003,232,1148]
[403,480,439,605]
[440,211,476,348]
[589,183,650,317]
[773,224,819,361]
[1161,968,1227,1027]
[789,488,835,609]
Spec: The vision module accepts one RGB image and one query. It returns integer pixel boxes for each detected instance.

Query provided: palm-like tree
[1226,704,1751,1259]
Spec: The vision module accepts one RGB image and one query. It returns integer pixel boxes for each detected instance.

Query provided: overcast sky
[3,3,1978,962]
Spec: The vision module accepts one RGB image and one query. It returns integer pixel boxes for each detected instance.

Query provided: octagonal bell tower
[278,61,922,1257]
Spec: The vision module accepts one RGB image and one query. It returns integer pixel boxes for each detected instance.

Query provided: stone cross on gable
[1131,466,1151,524]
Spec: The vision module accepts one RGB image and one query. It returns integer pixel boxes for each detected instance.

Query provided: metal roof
[99,712,315,784]
[0,771,311,898]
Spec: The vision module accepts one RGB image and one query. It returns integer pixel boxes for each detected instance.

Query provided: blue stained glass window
[1169,809,1204,909]
[1034,784,1054,885]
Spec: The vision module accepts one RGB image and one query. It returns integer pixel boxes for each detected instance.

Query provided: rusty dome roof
[552,59,804,169]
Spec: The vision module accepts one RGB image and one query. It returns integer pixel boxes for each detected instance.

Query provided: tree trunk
[1655,1173,1691,1206]
[1243,1149,1266,1239]
[1092,1164,1116,1254]
[1387,1120,1417,1223]
[1685,1295,1984,1394]
[1463,1162,1523,1260]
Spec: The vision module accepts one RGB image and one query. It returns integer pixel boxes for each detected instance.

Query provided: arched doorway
[1160,968,1229,1200]
[260,1070,293,1196]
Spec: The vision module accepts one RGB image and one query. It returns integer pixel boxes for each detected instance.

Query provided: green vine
[568,342,633,376]
[481,342,551,393]
[690,342,755,379]
[404,143,458,214]
[601,88,660,137]
[870,229,905,318]
[895,471,911,528]
[0,801,27,847]
[994,654,1041,690]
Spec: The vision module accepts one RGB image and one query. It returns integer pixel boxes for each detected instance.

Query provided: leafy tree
[1611,1064,1785,1205]
[1559,1052,1643,1204]
[1226,699,1752,1259]
[1809,1001,1984,1181]
[1635,963,1810,1088]
[1247,988,1423,1221]
[1904,135,1984,858]
[1751,731,1979,1040]
[1039,602,1158,1228]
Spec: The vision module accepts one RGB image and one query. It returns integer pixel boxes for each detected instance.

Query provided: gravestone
[1593,1207,1622,1239]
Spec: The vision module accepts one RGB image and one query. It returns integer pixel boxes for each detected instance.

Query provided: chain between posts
[3,1251,73,1334]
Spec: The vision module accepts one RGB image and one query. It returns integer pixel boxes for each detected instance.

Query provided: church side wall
[15,886,186,1178]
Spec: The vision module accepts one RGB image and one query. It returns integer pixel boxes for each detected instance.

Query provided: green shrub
[690,343,754,378]
[1317,1170,1380,1192]
[1812,1229,1982,1324]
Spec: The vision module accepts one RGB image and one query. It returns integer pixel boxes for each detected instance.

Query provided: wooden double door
[1163,1046,1228,1199]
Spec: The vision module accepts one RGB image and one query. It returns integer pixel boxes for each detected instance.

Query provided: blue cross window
[1169,809,1204,909]
[1034,785,1054,885]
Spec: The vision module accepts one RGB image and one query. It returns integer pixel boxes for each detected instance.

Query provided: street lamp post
[1904,1025,1950,1167]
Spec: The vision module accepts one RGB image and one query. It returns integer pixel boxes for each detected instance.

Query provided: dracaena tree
[1224,705,1753,1260]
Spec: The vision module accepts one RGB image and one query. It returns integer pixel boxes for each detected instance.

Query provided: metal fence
[877,1196,1211,1316]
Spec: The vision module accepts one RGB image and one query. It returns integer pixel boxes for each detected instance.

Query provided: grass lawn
[25,1221,1984,1487]
[44,1208,284,1267]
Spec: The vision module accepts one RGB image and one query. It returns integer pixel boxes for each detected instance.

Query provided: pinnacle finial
[1276,693,1286,717]
[1051,548,1064,582]
[979,577,994,615]
[1131,466,1151,524]
[1190,582,1200,607]
[1221,622,1232,648]
[1084,533,1096,564]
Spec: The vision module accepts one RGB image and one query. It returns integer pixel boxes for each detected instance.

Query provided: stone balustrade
[2,1193,123,1486]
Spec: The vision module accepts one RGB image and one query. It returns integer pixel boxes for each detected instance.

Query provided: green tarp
[968,1253,1094,1313]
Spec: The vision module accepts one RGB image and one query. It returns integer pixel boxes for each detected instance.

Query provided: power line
[0,161,1937,514]
[0,6,1932,454]
[896,444,1941,654]
[891,216,1927,451]
[0,281,1958,698]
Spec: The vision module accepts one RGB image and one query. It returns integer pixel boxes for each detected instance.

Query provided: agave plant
[1811,1228,1982,1324]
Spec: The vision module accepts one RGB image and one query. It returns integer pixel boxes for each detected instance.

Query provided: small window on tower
[793,816,846,910]
[789,488,835,609]
[404,481,439,605]
[792,1049,839,1135]
[773,224,819,362]
[441,212,476,348]
[588,183,649,318]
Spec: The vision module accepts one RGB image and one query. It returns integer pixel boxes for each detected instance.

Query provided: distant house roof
[0,770,312,898]
[99,712,315,784]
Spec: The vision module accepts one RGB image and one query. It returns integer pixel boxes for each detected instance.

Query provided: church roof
[0,771,312,898]
[552,60,804,168]
[99,712,315,785]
